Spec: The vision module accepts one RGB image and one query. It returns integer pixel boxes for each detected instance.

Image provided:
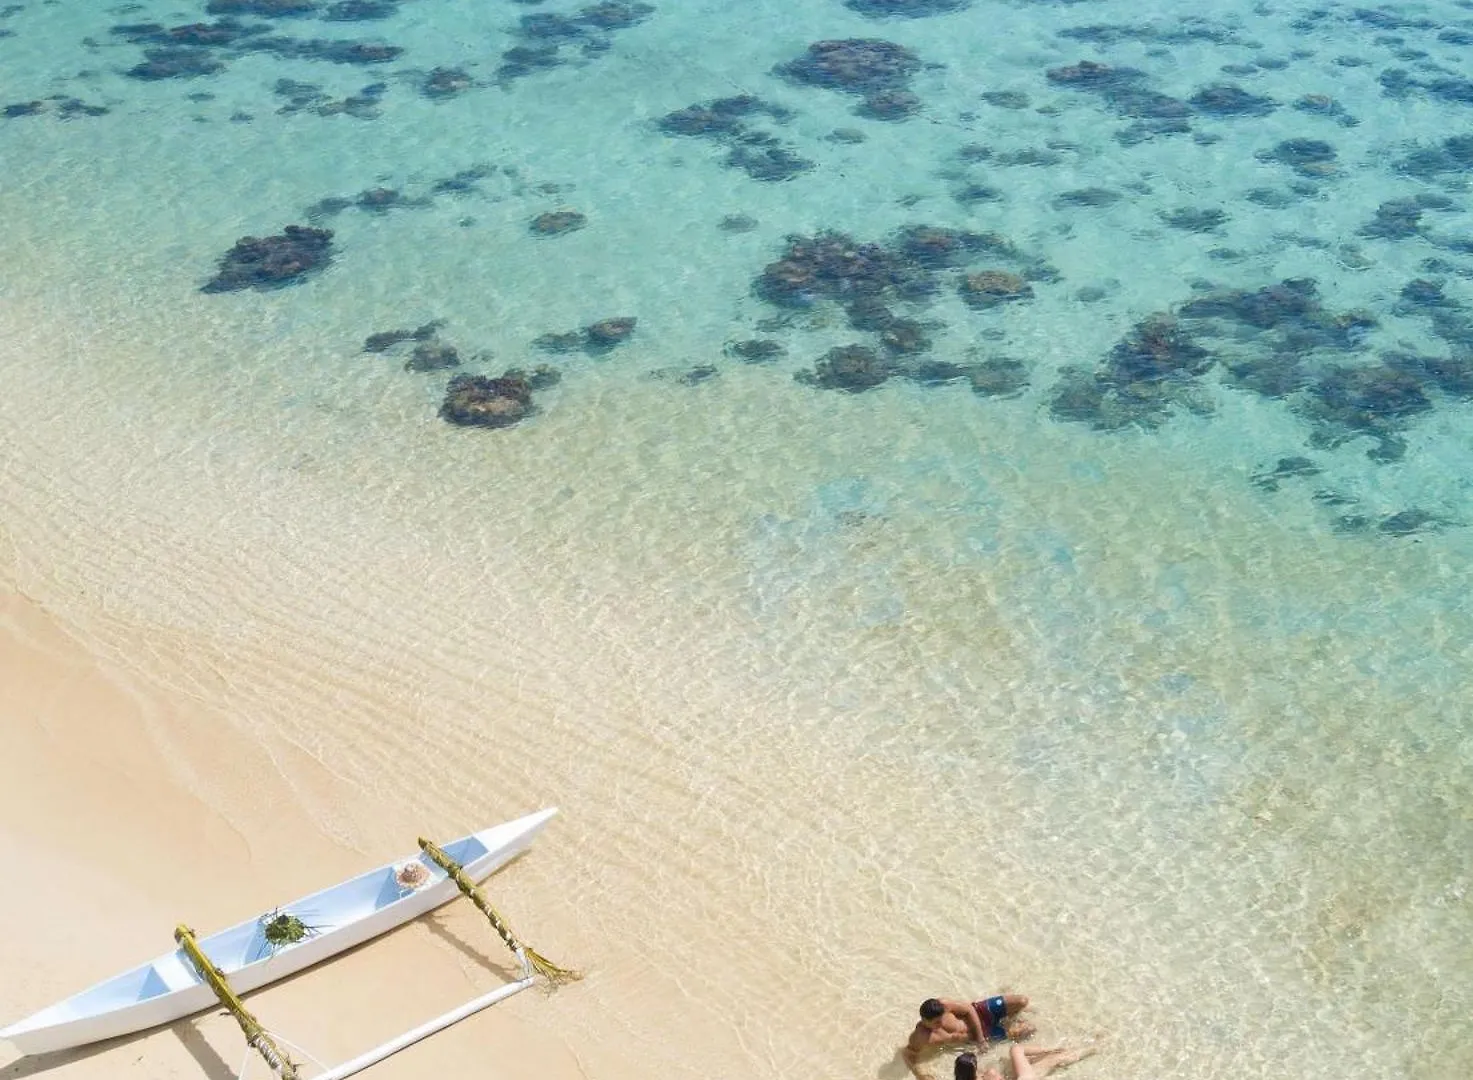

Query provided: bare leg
[986,993,1034,1042]
[1001,1019,1037,1041]
[1008,1043,1099,1080]
[1021,1047,1084,1064]
[1000,994,1031,1018]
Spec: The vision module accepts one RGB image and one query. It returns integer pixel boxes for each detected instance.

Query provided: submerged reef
[718,213,760,232]
[792,342,1029,396]
[1044,277,1390,437]
[775,39,925,121]
[430,165,495,197]
[1180,279,1372,347]
[252,39,403,64]
[1053,187,1122,209]
[325,0,403,18]
[440,373,535,427]
[1395,134,1473,180]
[305,185,431,220]
[109,4,650,110]
[967,357,1030,398]
[1334,508,1460,538]
[1299,362,1431,460]
[895,224,1026,269]
[579,2,656,29]
[981,89,1030,109]
[1045,60,1193,143]
[202,225,333,292]
[1104,275,1473,467]
[1385,351,1473,400]
[113,21,269,49]
[756,231,920,307]
[354,186,429,212]
[724,141,816,182]
[2,96,109,119]
[530,209,588,235]
[585,316,637,349]
[959,270,1033,308]
[1358,195,1458,240]
[496,3,654,83]
[725,339,786,363]
[206,1,319,14]
[657,95,810,181]
[405,340,462,372]
[659,94,792,136]
[643,363,718,385]
[1292,93,1358,127]
[128,47,228,79]
[843,0,967,17]
[113,12,403,84]
[362,321,443,353]
[1188,84,1276,116]
[1057,18,1243,47]
[363,323,559,427]
[534,317,638,354]
[854,88,921,121]
[1159,207,1229,232]
[1046,52,1317,144]
[272,79,386,118]
[1257,138,1338,177]
[749,226,1051,392]
[1249,456,1322,492]
[423,67,475,98]
[776,39,922,95]
[1108,315,1213,383]
[1049,314,1214,430]
[756,225,1048,312]
[797,344,895,391]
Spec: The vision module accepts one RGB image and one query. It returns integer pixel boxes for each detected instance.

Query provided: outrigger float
[1,808,576,1077]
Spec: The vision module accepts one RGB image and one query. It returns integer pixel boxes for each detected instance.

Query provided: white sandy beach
[0,588,622,1080]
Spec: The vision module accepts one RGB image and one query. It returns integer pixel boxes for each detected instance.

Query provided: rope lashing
[175,925,300,1080]
[417,839,580,984]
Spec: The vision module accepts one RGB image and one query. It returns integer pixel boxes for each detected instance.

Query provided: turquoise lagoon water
[2,1,1472,1078]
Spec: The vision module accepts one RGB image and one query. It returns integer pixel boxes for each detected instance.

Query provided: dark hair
[954,1052,978,1080]
[919,998,945,1021]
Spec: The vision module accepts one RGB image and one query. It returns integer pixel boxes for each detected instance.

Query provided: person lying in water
[955,1043,1097,1080]
[903,995,1035,1079]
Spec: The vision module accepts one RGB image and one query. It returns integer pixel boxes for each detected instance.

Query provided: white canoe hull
[1,808,556,1057]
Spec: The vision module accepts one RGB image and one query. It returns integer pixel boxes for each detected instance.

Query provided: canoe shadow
[174,1022,237,1080]
[0,1041,116,1079]
[0,1019,233,1080]
[0,916,516,1079]
[421,913,524,982]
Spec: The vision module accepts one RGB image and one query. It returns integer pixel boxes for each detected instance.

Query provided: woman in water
[954,1043,1096,1080]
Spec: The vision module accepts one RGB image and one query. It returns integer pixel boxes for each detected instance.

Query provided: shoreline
[2,253,1467,1080]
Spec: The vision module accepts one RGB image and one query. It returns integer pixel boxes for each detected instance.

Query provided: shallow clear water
[2,1,1471,1078]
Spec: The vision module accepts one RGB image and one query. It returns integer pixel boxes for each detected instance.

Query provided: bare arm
[902,1045,932,1080]
[946,1000,984,1043]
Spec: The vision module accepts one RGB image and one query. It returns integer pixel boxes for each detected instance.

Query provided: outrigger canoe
[1,808,557,1057]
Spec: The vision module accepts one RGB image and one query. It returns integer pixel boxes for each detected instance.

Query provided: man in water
[903,994,1034,1080]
